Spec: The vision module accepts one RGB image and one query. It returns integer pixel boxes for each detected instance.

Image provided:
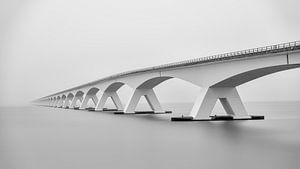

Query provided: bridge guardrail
[146,41,300,71]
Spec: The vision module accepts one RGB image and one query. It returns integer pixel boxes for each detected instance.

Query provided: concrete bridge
[34,41,300,121]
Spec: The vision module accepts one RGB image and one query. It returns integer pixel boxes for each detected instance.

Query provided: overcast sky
[0,0,300,106]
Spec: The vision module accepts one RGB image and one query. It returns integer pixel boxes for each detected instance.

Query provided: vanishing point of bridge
[34,41,300,121]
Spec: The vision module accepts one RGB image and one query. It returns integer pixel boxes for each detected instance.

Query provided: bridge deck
[40,41,300,99]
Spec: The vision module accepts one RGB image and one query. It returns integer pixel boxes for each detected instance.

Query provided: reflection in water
[0,102,300,169]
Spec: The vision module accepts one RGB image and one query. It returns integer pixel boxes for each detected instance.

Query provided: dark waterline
[1,102,300,169]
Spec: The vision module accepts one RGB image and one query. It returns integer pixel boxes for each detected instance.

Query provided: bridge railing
[148,40,300,71]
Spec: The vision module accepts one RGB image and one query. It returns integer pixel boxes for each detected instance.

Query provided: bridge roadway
[35,41,300,121]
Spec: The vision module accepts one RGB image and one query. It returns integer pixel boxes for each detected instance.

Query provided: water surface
[1,102,300,169]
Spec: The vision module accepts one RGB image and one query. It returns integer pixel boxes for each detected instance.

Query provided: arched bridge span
[35,41,300,121]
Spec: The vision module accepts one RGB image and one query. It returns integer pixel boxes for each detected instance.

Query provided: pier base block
[103,108,118,111]
[114,111,172,115]
[94,108,119,112]
[171,115,264,121]
[85,107,95,111]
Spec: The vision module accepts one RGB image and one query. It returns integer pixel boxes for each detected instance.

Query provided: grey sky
[0,0,300,106]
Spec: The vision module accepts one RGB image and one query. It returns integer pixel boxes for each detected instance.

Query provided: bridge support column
[173,87,255,121]
[52,99,57,107]
[56,100,61,107]
[193,87,250,119]
[57,98,65,108]
[122,88,165,114]
[80,94,99,110]
[49,99,53,107]
[63,99,70,108]
[51,100,54,107]
[54,99,60,107]
[55,99,61,108]
[95,92,123,111]
[69,96,83,109]
[63,97,73,108]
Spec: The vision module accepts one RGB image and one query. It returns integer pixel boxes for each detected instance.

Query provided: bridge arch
[68,90,85,108]
[52,97,56,105]
[57,95,66,107]
[104,82,125,92]
[93,82,128,111]
[53,97,57,107]
[212,64,300,87]
[63,93,75,108]
[79,87,101,109]
[123,76,200,113]
[74,90,84,97]
[56,96,61,102]
[67,93,74,99]
[86,87,100,95]
[137,76,173,89]
[55,96,61,107]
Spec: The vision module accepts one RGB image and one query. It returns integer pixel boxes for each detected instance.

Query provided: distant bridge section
[35,41,300,121]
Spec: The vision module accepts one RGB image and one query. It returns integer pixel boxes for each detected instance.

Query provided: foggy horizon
[1,0,300,106]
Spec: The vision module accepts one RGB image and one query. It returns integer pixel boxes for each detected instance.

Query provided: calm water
[1,102,300,169]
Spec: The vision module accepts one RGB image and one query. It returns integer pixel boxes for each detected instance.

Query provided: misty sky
[0,0,300,106]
